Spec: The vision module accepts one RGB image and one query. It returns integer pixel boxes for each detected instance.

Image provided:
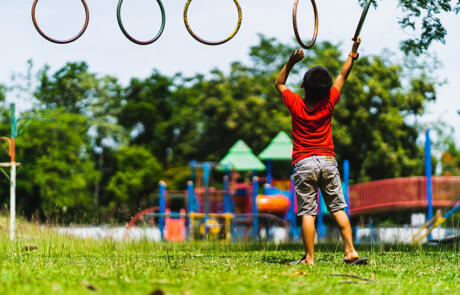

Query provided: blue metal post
[159,181,167,240]
[186,181,195,239]
[266,159,272,186]
[425,128,434,240]
[187,181,195,213]
[223,174,231,213]
[343,160,350,217]
[203,162,211,219]
[189,160,196,184]
[252,176,259,240]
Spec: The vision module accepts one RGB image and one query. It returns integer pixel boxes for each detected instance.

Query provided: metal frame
[412,197,460,245]
[0,104,52,240]
[32,0,90,44]
[292,0,319,49]
[183,0,242,46]
[0,106,17,241]
[117,0,166,45]
[353,0,372,41]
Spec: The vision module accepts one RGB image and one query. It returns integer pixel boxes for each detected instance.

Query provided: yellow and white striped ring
[184,0,242,46]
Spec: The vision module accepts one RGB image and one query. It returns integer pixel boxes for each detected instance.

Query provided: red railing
[194,187,226,213]
[349,176,460,215]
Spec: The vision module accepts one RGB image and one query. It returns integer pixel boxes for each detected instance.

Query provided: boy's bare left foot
[290,255,315,265]
[303,258,315,266]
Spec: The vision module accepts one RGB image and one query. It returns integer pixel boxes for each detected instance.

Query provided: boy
[275,38,367,265]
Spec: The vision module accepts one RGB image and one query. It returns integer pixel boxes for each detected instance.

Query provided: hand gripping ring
[32,0,90,44]
[117,0,166,45]
[184,0,242,46]
[293,0,318,49]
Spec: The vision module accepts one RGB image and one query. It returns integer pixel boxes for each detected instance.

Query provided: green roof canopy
[258,131,293,161]
[217,140,266,172]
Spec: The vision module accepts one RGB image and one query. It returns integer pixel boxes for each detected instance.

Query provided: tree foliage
[15,109,99,218]
[0,35,450,220]
[106,145,163,211]
[441,142,460,176]
[362,0,460,56]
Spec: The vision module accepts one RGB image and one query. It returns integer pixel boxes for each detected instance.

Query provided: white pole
[10,163,16,241]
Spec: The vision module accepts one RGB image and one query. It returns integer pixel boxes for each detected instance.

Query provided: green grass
[0,219,458,294]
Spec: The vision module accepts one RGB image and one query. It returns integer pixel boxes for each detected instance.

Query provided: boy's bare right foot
[344,250,369,265]
[344,250,359,262]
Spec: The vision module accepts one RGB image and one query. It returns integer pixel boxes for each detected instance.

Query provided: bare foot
[300,259,315,265]
[302,256,315,265]
[344,250,359,262]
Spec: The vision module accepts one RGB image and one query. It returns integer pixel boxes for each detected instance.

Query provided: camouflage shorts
[293,155,347,216]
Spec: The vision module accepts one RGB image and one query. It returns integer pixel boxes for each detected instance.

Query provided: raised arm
[333,38,361,93]
[275,49,305,94]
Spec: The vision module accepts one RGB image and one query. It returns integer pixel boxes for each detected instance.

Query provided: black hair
[303,66,332,102]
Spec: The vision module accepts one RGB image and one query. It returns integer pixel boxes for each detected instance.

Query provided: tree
[35,63,98,114]
[332,55,435,181]
[117,71,176,165]
[34,62,127,211]
[114,36,438,183]
[193,36,438,183]
[362,0,460,56]
[1,35,444,220]
[14,109,99,219]
[106,146,163,212]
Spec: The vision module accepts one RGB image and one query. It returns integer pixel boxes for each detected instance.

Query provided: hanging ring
[31,0,90,44]
[117,0,166,45]
[184,0,242,46]
[293,0,318,49]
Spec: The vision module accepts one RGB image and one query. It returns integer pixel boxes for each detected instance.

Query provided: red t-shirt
[282,87,341,164]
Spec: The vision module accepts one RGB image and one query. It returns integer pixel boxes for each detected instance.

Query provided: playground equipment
[125,177,289,242]
[348,177,460,215]
[258,131,298,237]
[164,209,186,241]
[126,140,293,242]
[124,128,460,243]
[411,197,460,245]
[292,0,318,49]
[31,0,90,44]
[425,127,434,238]
[257,194,290,215]
[117,0,166,45]
[183,0,243,45]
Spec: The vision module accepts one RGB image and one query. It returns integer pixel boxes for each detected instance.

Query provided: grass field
[0,219,458,295]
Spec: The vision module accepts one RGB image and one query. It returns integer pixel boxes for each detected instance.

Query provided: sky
[0,0,459,144]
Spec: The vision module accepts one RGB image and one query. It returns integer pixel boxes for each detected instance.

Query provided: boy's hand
[275,49,304,94]
[351,37,361,53]
[288,49,305,65]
